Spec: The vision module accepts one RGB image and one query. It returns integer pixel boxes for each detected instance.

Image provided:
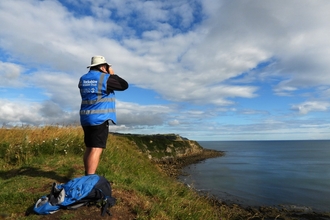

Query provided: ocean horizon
[179,140,330,212]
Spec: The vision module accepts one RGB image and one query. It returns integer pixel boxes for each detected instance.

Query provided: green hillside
[0,126,227,220]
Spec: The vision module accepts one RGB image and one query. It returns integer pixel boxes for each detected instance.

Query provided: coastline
[156,148,330,220]
[155,148,224,177]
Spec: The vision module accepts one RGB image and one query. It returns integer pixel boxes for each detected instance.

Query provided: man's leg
[84,147,103,175]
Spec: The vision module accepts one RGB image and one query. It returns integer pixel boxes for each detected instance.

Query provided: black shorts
[82,121,109,148]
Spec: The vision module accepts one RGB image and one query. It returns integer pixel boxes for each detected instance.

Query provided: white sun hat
[87,55,112,68]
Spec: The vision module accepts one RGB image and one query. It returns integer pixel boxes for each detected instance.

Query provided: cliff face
[111,133,224,177]
[112,133,204,161]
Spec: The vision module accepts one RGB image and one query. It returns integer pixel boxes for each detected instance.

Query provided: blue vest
[79,70,116,126]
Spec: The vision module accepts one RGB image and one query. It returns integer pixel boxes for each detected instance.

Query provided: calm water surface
[179,140,330,212]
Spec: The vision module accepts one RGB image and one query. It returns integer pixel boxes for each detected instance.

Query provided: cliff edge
[111,133,224,176]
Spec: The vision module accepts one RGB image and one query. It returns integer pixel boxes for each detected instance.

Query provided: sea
[178,140,330,212]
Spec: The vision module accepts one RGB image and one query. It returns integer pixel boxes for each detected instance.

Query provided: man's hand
[108,66,114,75]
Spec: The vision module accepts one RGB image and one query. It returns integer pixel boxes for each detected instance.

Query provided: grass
[0,126,230,220]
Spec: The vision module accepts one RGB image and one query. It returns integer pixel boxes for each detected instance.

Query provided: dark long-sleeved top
[106,75,129,94]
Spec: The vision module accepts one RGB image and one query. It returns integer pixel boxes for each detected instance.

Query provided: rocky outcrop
[112,133,224,176]
[112,133,209,160]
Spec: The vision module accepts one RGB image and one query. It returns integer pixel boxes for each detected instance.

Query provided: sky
[1,0,330,141]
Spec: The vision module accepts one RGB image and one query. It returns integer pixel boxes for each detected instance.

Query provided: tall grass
[0,126,227,220]
[0,126,85,166]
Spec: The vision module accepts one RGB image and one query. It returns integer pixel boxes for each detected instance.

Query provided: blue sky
[1,0,330,141]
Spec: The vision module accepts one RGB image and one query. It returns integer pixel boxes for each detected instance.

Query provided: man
[79,55,128,175]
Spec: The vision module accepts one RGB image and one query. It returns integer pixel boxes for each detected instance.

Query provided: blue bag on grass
[33,174,116,216]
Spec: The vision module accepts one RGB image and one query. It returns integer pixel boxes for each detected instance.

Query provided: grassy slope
[0,126,229,220]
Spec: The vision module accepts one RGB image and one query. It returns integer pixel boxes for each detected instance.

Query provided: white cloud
[116,101,173,126]
[0,62,25,87]
[1,0,330,139]
[274,82,298,96]
[291,101,330,114]
[168,119,180,126]
[0,99,79,126]
[30,71,81,109]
